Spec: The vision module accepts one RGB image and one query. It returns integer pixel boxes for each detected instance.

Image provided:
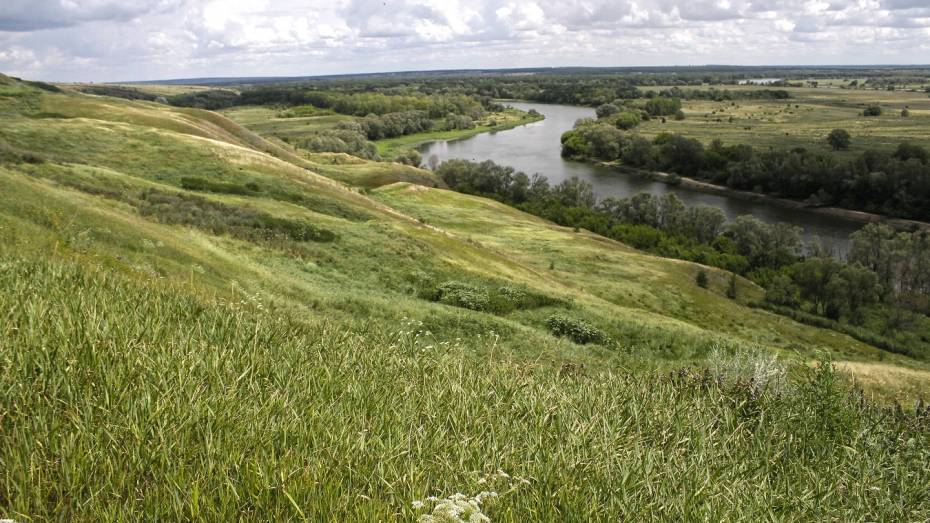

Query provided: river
[418,101,863,253]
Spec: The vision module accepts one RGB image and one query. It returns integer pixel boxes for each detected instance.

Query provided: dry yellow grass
[838,361,930,404]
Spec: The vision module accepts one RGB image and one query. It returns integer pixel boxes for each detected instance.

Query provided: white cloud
[0,0,927,82]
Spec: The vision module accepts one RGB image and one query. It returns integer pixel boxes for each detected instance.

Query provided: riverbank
[376,108,544,159]
[606,163,930,232]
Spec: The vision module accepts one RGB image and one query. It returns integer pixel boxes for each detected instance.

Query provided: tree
[765,274,799,306]
[894,142,928,164]
[613,111,641,130]
[863,105,882,117]
[674,109,686,121]
[644,97,682,116]
[824,263,881,321]
[552,177,596,208]
[656,134,705,176]
[621,137,657,168]
[726,273,738,299]
[901,108,910,117]
[595,103,620,119]
[826,129,851,151]
[696,270,709,288]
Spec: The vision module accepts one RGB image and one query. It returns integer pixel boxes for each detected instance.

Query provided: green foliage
[168,89,241,110]
[595,103,620,119]
[827,128,851,150]
[613,111,642,130]
[560,119,628,160]
[894,142,928,164]
[696,270,709,288]
[427,280,566,314]
[726,273,738,299]
[299,128,380,160]
[394,148,422,166]
[136,189,336,243]
[433,280,491,311]
[863,105,883,116]
[545,315,611,345]
[644,97,682,116]
[79,85,159,102]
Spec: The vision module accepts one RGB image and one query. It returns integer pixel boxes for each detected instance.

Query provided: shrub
[727,273,738,299]
[432,281,490,311]
[395,149,422,167]
[135,189,336,243]
[498,285,566,311]
[696,270,709,288]
[862,105,882,117]
[826,129,851,151]
[546,315,611,345]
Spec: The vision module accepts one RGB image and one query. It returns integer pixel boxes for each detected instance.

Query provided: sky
[0,0,928,82]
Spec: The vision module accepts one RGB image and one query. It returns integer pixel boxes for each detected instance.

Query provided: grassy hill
[1,75,929,520]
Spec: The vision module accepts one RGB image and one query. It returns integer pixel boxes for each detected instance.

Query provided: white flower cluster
[415,492,494,523]
[411,470,530,523]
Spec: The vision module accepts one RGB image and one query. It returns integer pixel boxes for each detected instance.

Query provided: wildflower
[412,500,425,510]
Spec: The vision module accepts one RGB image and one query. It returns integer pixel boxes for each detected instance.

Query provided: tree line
[561,118,930,221]
[169,87,489,120]
[435,159,930,359]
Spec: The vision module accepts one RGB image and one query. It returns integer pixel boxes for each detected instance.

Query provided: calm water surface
[419,101,862,253]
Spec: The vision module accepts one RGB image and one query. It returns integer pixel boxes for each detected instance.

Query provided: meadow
[637,84,930,154]
[1,74,929,520]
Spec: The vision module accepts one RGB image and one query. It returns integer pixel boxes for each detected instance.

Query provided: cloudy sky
[1,0,928,82]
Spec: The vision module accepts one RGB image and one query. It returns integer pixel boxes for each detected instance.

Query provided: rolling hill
[1,74,928,521]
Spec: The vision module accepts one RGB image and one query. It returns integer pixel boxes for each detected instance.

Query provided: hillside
[2,76,929,520]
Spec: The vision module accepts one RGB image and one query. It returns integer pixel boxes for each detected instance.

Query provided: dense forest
[437,159,930,358]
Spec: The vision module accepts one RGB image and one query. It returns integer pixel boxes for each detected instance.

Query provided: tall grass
[1,254,928,521]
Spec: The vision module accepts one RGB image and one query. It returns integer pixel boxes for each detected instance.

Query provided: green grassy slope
[2,76,929,520]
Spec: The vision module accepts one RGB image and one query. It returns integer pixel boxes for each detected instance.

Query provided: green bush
[546,315,611,345]
[432,281,490,311]
[696,270,709,288]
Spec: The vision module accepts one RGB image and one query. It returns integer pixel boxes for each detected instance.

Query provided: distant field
[220,105,353,139]
[637,85,930,153]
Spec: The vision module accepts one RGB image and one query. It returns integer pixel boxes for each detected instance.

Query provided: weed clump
[180,176,261,196]
[546,315,611,345]
[426,281,566,314]
[0,141,46,165]
[433,281,490,311]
